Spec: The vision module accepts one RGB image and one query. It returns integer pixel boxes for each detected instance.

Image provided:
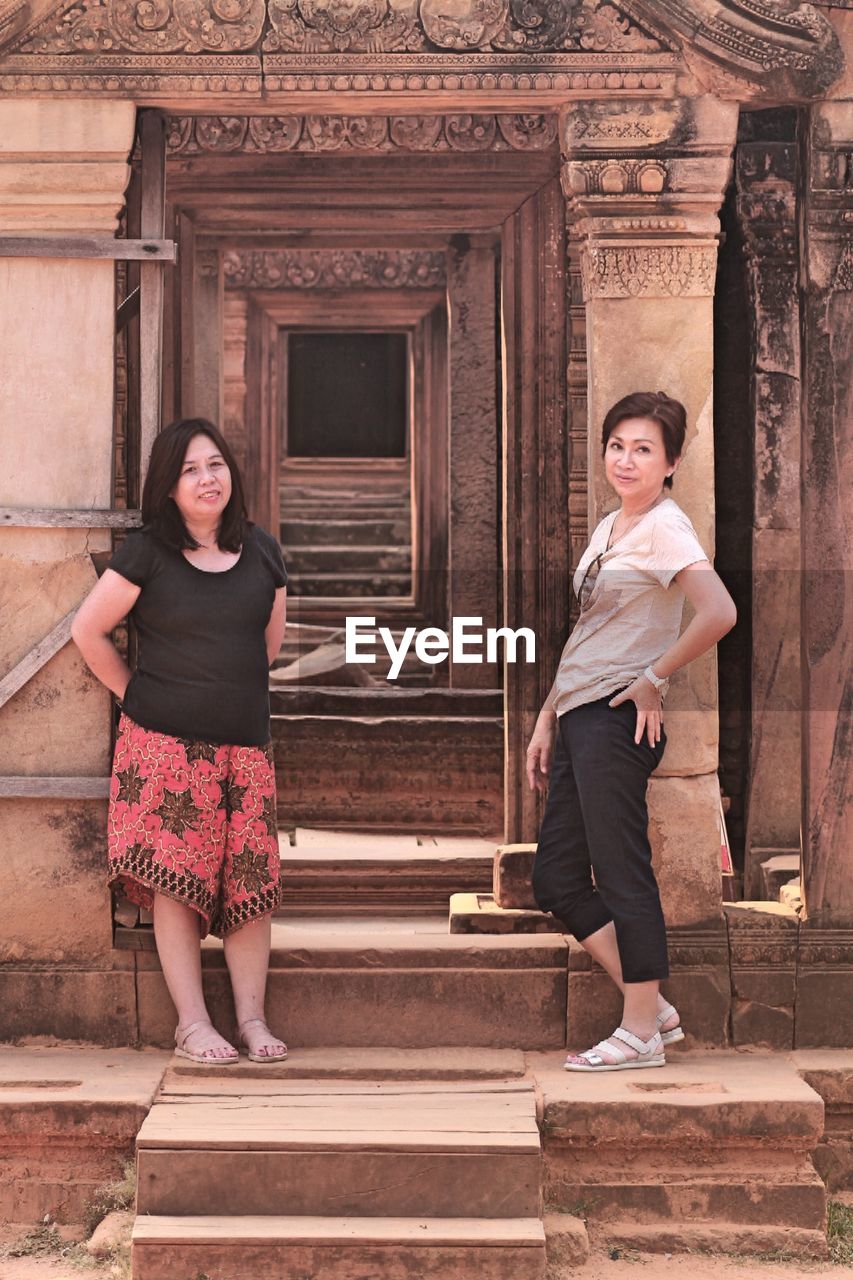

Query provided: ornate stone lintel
[221,247,447,288]
[166,111,560,153]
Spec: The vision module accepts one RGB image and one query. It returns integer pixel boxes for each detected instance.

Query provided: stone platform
[1,1043,850,1276]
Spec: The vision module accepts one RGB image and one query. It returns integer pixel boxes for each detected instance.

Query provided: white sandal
[175,1019,239,1066]
[564,1026,666,1072]
[657,1002,685,1045]
[237,1017,288,1064]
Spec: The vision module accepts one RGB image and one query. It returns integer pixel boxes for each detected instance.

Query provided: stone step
[133,918,568,1050]
[282,517,411,546]
[269,687,503,717]
[163,1046,526,1083]
[532,1048,828,1255]
[132,1215,547,1280]
[278,830,495,916]
[135,1082,542,1218]
[287,571,414,597]
[270,713,503,831]
[284,544,413,574]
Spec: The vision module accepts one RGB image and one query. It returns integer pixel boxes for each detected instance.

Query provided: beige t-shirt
[550,498,708,718]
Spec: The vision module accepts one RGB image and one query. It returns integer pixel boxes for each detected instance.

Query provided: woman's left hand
[609,676,663,748]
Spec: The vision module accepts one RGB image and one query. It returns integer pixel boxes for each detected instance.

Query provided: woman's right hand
[526,706,557,793]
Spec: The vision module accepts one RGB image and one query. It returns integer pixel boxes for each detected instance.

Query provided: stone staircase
[132,1062,546,1279]
[281,489,413,600]
[111,828,841,1277]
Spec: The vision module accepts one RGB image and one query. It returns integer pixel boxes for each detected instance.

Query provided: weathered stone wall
[0,100,137,1041]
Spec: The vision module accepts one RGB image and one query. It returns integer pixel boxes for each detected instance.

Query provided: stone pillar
[735,124,803,897]
[447,234,500,689]
[561,96,738,931]
[800,100,853,929]
[0,100,138,1042]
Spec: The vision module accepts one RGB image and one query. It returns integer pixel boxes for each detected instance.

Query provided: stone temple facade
[0,0,850,1051]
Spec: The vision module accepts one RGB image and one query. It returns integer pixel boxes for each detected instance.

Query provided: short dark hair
[601,391,687,489]
[141,418,250,552]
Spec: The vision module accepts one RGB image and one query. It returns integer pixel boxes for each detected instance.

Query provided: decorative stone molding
[566,157,668,195]
[6,0,670,55]
[0,0,842,102]
[625,0,843,100]
[221,247,447,288]
[580,242,718,297]
[167,111,559,152]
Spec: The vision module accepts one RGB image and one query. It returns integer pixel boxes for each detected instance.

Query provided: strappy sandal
[236,1017,288,1063]
[175,1019,239,1066]
[657,1001,685,1046]
[564,1026,666,1072]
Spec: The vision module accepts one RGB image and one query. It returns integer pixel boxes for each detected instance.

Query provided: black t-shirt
[108,525,287,747]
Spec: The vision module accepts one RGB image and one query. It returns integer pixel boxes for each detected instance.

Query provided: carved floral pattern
[20,0,266,52]
[222,247,447,288]
[571,0,659,51]
[565,156,668,195]
[167,112,560,152]
[582,243,718,297]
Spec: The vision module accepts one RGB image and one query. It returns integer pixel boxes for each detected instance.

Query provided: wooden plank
[0,236,175,261]
[0,609,77,711]
[139,111,167,490]
[0,777,110,799]
[0,508,141,528]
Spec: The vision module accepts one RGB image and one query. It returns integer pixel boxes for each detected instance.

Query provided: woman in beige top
[526,391,736,1072]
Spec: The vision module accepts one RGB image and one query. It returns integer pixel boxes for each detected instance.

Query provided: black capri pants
[531,692,668,984]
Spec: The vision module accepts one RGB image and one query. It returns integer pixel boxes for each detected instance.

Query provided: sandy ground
[1,1247,852,1280]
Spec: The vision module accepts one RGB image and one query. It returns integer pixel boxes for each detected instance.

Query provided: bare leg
[568,921,679,1064]
[153,894,237,1059]
[223,914,286,1058]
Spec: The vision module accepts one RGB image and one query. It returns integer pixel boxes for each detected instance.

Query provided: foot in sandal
[564,1025,665,1072]
[657,1001,685,1045]
[237,1018,287,1063]
[175,1019,239,1065]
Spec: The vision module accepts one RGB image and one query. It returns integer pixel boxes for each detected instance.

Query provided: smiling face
[604,416,678,509]
[170,433,233,529]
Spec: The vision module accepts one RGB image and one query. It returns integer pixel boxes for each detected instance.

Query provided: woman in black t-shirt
[72,419,288,1065]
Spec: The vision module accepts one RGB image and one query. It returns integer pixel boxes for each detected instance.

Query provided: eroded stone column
[735,127,802,897]
[561,95,738,930]
[800,100,853,929]
[0,100,137,1040]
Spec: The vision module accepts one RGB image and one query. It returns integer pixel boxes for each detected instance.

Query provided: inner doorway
[138,114,571,836]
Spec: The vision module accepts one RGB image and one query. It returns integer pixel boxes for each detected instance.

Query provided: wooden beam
[0,508,142,528]
[0,609,77,712]
[117,287,141,330]
[0,777,111,799]
[139,110,167,490]
[0,237,175,261]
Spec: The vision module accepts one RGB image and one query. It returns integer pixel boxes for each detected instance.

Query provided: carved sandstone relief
[580,243,718,297]
[221,247,447,287]
[621,0,843,98]
[166,111,558,151]
[9,0,668,54]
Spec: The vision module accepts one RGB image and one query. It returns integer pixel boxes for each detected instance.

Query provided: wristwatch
[643,665,667,691]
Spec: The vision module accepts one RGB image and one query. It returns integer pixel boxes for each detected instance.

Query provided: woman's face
[604,416,676,507]
[170,433,232,527]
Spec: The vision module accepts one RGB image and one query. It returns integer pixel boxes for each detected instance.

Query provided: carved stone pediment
[627,0,844,99]
[8,0,669,54]
[0,0,843,104]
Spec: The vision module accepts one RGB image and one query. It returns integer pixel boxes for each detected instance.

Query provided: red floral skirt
[107,713,280,938]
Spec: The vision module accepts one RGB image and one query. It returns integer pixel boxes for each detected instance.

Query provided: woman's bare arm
[265,586,287,666]
[70,569,141,700]
[610,559,737,745]
[649,560,737,678]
